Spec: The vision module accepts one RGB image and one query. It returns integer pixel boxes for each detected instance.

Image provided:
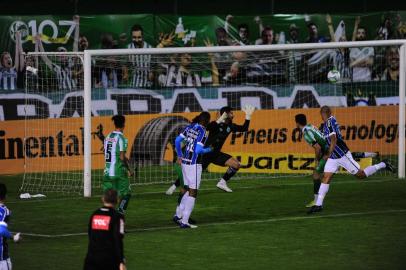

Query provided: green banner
[1,12,405,53]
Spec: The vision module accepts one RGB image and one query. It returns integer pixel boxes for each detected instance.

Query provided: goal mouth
[18,40,406,196]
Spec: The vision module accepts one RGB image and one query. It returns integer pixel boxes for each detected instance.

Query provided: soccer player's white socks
[364,162,386,177]
[315,183,329,206]
[181,196,196,224]
[175,191,189,217]
[314,194,318,201]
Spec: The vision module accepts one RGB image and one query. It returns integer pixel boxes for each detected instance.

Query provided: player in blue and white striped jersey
[174,112,213,228]
[0,183,21,270]
[308,106,394,214]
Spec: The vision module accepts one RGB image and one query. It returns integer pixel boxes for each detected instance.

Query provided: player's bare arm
[120,152,133,176]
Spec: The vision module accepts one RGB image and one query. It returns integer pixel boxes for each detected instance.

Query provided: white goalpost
[21,40,406,197]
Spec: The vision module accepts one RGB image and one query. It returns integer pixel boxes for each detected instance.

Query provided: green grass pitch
[3,173,406,270]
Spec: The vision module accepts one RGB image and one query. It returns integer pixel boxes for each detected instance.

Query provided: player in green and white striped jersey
[295,114,378,208]
[104,115,133,214]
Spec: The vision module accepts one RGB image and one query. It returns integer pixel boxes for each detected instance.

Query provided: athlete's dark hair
[131,24,143,34]
[295,114,307,126]
[0,183,7,200]
[112,115,125,128]
[320,105,332,115]
[238,23,249,32]
[220,106,233,115]
[192,111,211,126]
[103,189,118,205]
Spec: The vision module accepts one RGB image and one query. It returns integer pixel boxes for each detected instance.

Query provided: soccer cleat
[173,215,182,225]
[305,200,316,208]
[307,205,323,214]
[179,222,198,229]
[216,179,233,193]
[383,160,395,173]
[165,184,177,195]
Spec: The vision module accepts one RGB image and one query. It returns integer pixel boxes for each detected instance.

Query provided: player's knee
[231,159,241,170]
[356,170,366,179]
[189,189,197,198]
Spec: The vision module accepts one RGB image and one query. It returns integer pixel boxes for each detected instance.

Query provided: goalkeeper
[103,115,133,214]
[165,105,254,194]
[294,114,378,208]
[204,105,255,192]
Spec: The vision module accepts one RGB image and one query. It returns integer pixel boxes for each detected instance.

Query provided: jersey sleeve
[326,117,338,137]
[303,130,317,146]
[0,208,9,222]
[179,125,189,138]
[196,127,207,146]
[231,120,250,132]
[118,136,128,152]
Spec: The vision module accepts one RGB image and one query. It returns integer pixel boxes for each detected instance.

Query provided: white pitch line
[8,178,395,204]
[18,209,406,238]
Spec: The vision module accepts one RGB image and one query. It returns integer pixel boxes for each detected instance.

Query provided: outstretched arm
[326,14,336,42]
[14,31,25,72]
[352,16,360,41]
[72,15,80,52]
[35,35,54,70]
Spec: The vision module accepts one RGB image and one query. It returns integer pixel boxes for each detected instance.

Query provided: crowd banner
[1,12,405,52]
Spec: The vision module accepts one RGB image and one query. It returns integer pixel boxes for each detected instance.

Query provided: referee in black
[84,189,126,270]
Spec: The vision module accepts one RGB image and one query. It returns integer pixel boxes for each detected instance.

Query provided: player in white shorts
[174,112,213,228]
[308,106,394,214]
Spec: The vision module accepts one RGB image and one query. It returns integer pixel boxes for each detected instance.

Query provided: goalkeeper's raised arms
[242,104,256,120]
[216,112,229,124]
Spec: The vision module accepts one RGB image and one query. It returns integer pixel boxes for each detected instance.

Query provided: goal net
[21,41,406,196]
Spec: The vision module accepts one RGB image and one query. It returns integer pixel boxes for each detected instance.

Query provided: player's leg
[352,151,379,159]
[306,171,321,208]
[102,176,115,192]
[343,152,394,179]
[180,164,202,228]
[173,164,187,223]
[308,158,338,214]
[117,176,131,214]
[166,163,182,195]
[216,153,239,192]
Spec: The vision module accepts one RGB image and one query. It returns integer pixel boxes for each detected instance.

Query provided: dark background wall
[1,0,406,15]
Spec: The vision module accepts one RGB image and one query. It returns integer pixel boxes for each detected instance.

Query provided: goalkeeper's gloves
[13,232,21,243]
[242,104,255,120]
[216,112,228,124]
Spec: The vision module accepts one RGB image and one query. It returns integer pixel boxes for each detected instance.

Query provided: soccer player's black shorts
[202,151,232,170]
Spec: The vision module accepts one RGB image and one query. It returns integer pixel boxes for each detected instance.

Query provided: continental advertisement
[0,106,399,175]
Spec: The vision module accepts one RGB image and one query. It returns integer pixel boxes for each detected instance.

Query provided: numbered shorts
[103,175,130,197]
[324,152,361,175]
[181,163,202,190]
[0,259,12,270]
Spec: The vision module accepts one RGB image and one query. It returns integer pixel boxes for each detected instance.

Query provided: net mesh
[21,44,401,195]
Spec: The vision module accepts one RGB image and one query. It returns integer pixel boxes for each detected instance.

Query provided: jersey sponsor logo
[92,215,111,231]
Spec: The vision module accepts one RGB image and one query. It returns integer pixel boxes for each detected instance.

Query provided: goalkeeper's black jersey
[84,207,125,269]
[205,120,250,152]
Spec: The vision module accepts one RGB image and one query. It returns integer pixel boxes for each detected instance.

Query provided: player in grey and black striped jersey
[35,35,77,91]
[127,25,153,88]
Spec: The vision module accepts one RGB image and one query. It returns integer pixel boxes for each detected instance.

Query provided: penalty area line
[18,208,406,238]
